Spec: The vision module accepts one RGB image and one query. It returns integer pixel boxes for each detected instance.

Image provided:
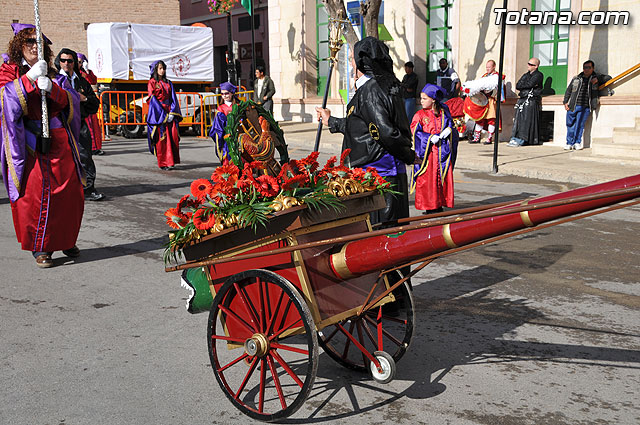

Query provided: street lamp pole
[492,0,508,174]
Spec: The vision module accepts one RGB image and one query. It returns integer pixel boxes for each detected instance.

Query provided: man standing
[315,37,416,225]
[401,61,418,120]
[253,65,275,114]
[436,58,461,101]
[508,58,543,147]
[563,60,609,150]
[55,48,104,200]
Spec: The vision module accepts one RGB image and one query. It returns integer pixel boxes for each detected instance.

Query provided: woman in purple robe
[0,24,84,268]
[147,60,182,170]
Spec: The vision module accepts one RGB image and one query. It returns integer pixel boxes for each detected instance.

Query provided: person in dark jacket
[401,61,418,120]
[508,57,543,147]
[562,60,610,150]
[55,48,104,200]
[316,37,417,226]
[253,65,276,114]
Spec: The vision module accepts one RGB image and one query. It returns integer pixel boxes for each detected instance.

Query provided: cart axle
[245,333,270,358]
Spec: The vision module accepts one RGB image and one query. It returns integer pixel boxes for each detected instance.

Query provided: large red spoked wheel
[207,269,318,422]
[318,274,414,372]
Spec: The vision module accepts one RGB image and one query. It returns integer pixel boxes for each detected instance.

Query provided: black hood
[54,48,79,74]
[353,37,401,95]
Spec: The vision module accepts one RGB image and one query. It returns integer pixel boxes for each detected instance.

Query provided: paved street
[1,128,639,425]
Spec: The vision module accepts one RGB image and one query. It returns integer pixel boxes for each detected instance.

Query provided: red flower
[375,175,390,187]
[349,167,367,180]
[164,207,188,229]
[211,163,240,185]
[177,194,200,211]
[340,149,351,166]
[193,208,217,230]
[277,163,295,181]
[214,181,239,199]
[236,177,254,193]
[190,179,213,200]
[298,151,320,173]
[322,156,337,172]
[254,175,280,198]
[281,173,309,191]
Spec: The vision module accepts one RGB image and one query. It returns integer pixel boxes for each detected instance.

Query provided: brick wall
[1,1,180,59]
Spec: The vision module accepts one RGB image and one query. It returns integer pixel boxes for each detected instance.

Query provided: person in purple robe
[0,23,84,268]
[146,60,182,170]
[208,81,240,162]
[409,83,458,214]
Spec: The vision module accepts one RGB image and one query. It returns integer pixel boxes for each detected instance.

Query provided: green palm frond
[227,201,273,231]
[301,190,344,213]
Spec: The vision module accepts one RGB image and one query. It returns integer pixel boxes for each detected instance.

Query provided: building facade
[267,0,640,157]
[179,0,270,88]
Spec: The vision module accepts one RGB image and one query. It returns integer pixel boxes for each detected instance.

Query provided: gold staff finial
[328,18,350,64]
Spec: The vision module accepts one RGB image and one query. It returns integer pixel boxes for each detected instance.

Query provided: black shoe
[85,191,105,201]
[92,149,105,156]
[62,245,81,258]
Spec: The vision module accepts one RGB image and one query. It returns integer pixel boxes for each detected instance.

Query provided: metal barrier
[97,90,208,140]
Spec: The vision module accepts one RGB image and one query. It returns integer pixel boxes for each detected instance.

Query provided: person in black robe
[508,58,544,147]
[316,37,416,226]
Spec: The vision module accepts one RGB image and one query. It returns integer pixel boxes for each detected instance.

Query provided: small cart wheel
[207,269,318,422]
[370,351,396,384]
[318,274,414,372]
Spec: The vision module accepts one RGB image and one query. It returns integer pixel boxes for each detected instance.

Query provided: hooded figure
[316,36,416,226]
[409,83,458,212]
[146,60,182,170]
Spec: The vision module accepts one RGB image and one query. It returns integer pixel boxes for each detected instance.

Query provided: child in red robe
[409,84,459,213]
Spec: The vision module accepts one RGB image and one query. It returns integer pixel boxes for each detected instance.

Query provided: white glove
[167,114,174,122]
[430,134,441,145]
[37,76,52,93]
[82,60,89,72]
[439,127,452,139]
[26,59,48,82]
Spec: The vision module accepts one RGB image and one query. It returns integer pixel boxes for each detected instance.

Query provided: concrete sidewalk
[278,121,639,185]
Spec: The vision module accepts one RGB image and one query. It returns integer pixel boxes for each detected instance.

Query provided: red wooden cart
[166,174,640,422]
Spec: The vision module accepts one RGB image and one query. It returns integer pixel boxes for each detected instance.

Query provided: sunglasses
[527,62,536,66]
[221,91,231,95]
[59,58,75,63]
[25,38,37,46]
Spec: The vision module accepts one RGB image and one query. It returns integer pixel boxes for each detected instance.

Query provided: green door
[530,0,570,95]
[317,2,330,96]
[426,0,454,84]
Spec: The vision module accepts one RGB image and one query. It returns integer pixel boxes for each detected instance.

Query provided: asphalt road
[1,129,639,425]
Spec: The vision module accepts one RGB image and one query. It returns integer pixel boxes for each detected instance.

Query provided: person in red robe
[0,24,84,268]
[463,60,505,144]
[77,52,104,155]
[146,60,182,170]
[409,84,458,213]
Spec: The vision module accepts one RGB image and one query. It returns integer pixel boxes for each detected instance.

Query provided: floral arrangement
[207,0,239,14]
[163,150,392,263]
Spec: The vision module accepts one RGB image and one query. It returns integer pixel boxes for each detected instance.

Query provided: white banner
[130,24,214,82]
[86,23,129,80]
